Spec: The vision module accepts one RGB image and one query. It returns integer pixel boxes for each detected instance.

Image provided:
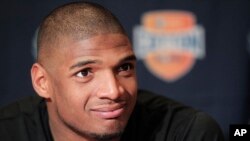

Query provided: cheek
[52,78,90,113]
[52,82,93,128]
[54,86,83,114]
[119,76,138,109]
[122,76,138,95]
[121,77,138,117]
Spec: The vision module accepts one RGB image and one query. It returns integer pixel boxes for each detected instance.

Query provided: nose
[96,70,124,100]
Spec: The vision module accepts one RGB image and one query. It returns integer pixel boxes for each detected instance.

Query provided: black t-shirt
[0,90,225,141]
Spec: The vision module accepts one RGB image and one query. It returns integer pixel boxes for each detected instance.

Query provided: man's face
[46,33,137,140]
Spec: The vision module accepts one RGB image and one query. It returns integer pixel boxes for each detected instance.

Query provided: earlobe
[31,63,51,99]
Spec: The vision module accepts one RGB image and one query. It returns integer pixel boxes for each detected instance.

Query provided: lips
[90,103,126,119]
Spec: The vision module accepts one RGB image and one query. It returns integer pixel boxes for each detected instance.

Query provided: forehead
[71,33,130,50]
[57,34,134,66]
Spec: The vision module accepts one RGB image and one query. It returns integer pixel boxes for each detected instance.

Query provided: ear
[31,63,51,99]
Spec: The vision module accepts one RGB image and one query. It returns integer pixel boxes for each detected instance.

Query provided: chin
[99,118,127,132]
[88,130,124,141]
[64,118,125,141]
[84,121,125,141]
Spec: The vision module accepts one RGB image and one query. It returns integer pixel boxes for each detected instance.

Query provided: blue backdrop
[1,0,250,140]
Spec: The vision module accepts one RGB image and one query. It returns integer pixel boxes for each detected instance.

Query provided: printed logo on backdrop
[31,28,39,60]
[133,10,205,82]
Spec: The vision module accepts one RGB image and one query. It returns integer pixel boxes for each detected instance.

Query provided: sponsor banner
[133,10,205,82]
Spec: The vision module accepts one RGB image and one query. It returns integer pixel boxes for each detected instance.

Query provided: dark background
[1,0,250,140]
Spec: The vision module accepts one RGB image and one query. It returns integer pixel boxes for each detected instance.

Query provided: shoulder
[180,112,225,141]
[0,96,45,140]
[0,96,42,119]
[133,90,225,141]
[136,89,198,119]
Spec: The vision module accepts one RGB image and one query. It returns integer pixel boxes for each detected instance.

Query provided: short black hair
[37,1,126,63]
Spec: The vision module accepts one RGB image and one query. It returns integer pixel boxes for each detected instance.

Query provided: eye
[118,63,133,72]
[117,63,135,77]
[76,68,92,78]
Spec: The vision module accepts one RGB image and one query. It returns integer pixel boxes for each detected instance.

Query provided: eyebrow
[69,60,100,70]
[69,54,137,70]
[119,54,137,63]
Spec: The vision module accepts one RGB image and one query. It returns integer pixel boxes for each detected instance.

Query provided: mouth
[90,103,126,119]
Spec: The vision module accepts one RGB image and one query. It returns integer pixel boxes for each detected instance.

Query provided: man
[0,1,224,141]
